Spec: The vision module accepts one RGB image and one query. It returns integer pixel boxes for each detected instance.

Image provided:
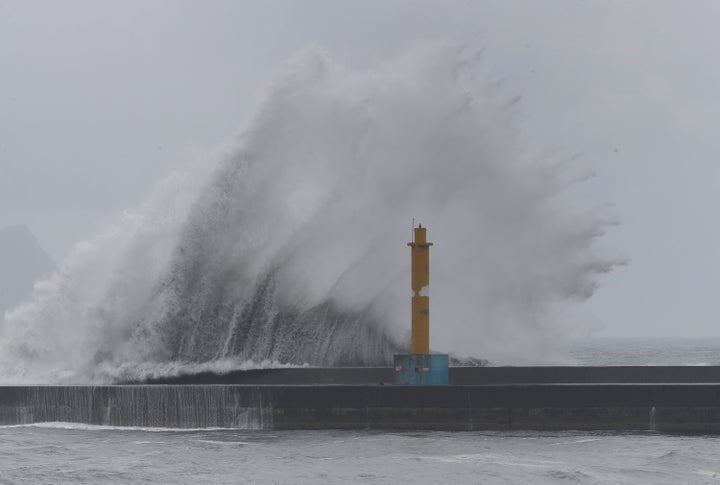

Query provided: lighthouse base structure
[393,354,449,385]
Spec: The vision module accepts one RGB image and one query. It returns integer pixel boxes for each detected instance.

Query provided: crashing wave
[0,44,621,383]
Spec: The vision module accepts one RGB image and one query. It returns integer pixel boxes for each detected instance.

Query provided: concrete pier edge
[3,367,720,432]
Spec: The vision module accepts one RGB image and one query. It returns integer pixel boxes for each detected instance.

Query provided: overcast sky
[1,0,718,338]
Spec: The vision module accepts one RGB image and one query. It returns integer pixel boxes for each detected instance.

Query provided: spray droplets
[0,44,620,383]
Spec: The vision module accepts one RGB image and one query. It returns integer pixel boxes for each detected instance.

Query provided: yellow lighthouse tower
[393,223,449,385]
[408,224,432,354]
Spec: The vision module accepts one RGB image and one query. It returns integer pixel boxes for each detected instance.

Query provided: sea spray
[0,44,621,383]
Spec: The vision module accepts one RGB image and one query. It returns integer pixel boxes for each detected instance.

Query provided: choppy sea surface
[2,338,720,484]
[2,425,720,484]
[560,337,720,367]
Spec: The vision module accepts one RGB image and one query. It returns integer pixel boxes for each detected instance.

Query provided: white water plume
[0,44,621,383]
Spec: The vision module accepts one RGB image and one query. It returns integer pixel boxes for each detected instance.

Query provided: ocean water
[2,338,720,484]
[560,337,720,367]
[1,425,718,484]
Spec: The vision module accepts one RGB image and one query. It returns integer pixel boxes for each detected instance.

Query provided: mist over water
[0,44,620,383]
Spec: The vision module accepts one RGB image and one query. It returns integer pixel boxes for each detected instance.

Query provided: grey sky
[1,0,718,338]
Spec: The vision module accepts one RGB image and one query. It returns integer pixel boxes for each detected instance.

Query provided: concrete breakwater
[137,365,720,385]
[3,367,720,432]
[0,385,272,429]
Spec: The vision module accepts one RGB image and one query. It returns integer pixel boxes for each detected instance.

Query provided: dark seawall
[4,367,720,432]
[136,365,720,385]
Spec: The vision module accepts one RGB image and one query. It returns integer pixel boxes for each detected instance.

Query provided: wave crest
[0,44,620,383]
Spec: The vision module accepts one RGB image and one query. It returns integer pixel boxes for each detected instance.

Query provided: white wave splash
[0,43,621,383]
[0,422,239,432]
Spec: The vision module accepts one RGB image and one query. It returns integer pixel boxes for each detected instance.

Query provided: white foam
[194,439,251,446]
[0,43,620,383]
[0,422,241,432]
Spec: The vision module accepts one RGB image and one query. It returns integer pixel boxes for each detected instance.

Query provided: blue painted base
[393,354,449,385]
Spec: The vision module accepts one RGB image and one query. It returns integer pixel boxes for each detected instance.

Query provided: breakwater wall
[0,385,272,429]
[138,365,720,385]
[4,367,720,432]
